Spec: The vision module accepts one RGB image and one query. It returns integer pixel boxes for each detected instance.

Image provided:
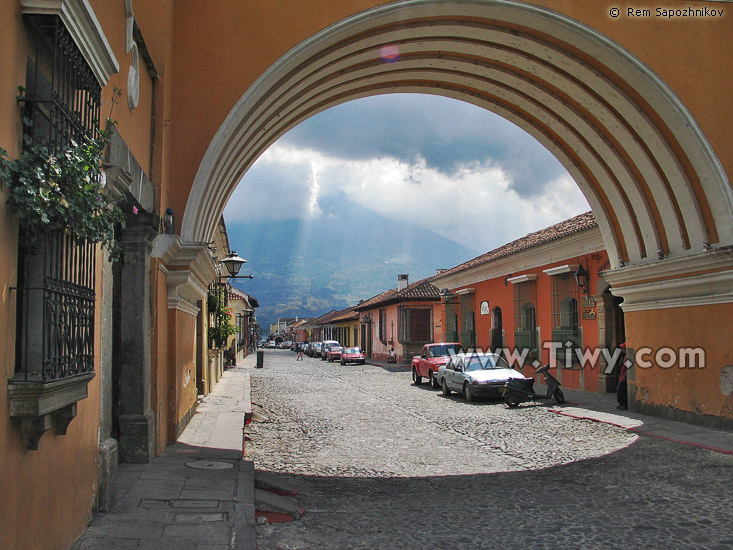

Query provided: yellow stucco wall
[626,303,733,420]
[0,2,166,547]
[173,309,198,435]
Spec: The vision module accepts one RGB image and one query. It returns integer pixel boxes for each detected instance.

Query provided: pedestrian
[224,345,236,368]
[616,342,628,410]
[296,343,303,360]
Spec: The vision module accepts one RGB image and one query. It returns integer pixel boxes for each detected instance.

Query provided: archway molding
[182,0,731,273]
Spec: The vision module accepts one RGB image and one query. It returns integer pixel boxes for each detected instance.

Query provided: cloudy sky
[223,93,590,254]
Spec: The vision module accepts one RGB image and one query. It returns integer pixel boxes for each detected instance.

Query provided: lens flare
[380,44,400,63]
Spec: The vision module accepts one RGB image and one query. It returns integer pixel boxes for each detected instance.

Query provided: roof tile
[436,211,597,278]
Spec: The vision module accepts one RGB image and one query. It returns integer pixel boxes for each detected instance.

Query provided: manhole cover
[186,460,234,470]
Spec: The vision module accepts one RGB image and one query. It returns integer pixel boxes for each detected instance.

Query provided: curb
[254,470,299,496]
[234,456,258,549]
[549,405,733,456]
[254,488,305,521]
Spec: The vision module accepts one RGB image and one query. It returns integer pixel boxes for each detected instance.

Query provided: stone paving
[248,350,733,550]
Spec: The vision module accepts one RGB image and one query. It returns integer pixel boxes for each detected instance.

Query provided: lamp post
[219,251,253,280]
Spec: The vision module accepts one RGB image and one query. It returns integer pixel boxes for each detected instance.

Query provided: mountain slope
[227,201,478,330]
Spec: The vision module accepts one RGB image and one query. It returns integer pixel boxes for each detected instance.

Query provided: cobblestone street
[248,350,733,550]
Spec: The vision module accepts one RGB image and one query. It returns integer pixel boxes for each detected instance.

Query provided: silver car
[437,352,526,402]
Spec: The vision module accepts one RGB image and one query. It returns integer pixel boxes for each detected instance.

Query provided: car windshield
[429,344,464,358]
[465,354,511,371]
[344,348,360,353]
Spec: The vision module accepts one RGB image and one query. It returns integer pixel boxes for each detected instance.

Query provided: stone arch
[182,0,731,271]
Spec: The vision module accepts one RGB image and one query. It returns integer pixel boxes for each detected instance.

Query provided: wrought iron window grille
[397,306,432,344]
[550,273,582,367]
[8,13,102,450]
[513,280,538,362]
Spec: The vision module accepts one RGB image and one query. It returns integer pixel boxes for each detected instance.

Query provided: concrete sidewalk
[72,354,257,550]
[544,385,733,455]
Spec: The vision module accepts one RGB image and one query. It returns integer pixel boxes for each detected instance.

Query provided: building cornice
[603,248,733,311]
[152,237,218,314]
[434,227,604,289]
[543,264,579,276]
[506,274,537,284]
[21,0,120,86]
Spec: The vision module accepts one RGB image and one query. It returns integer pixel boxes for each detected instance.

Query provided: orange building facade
[434,213,621,393]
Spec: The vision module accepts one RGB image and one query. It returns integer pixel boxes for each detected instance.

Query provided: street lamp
[574,263,589,294]
[438,288,457,304]
[219,251,253,280]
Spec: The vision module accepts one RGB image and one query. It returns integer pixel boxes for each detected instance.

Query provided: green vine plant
[208,285,239,349]
[0,87,126,259]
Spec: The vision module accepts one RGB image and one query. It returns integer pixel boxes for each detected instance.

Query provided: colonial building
[0,3,246,548]
[433,212,622,393]
[319,307,360,348]
[227,286,260,362]
[355,275,443,364]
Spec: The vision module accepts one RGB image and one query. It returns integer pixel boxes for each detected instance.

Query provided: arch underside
[183,0,732,270]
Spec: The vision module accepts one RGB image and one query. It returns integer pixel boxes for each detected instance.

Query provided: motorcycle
[504,364,565,407]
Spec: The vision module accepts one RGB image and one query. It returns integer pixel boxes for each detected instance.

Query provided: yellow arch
[181,0,731,270]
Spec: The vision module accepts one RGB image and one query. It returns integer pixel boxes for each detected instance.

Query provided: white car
[437,352,526,402]
[320,340,341,360]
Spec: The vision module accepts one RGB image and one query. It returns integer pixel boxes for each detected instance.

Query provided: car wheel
[412,368,422,385]
[464,383,474,402]
[553,389,566,404]
[429,372,439,389]
[441,379,451,396]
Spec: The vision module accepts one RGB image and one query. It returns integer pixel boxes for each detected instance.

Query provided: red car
[340,347,365,365]
[325,345,343,362]
[412,342,464,388]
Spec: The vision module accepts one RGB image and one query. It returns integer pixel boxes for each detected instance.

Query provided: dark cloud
[279,94,567,197]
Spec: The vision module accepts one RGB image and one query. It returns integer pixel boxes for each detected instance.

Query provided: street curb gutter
[243,371,253,426]
[234,459,257,550]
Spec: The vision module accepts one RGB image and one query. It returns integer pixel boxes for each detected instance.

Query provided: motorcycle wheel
[553,388,566,404]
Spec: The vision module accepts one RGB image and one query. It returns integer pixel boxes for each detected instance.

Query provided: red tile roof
[435,211,597,279]
[319,306,359,325]
[354,276,441,310]
[353,288,398,310]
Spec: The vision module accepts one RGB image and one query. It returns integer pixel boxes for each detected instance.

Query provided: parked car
[309,342,322,358]
[412,342,464,388]
[326,345,343,362]
[341,347,365,365]
[437,352,525,402]
[321,340,340,360]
